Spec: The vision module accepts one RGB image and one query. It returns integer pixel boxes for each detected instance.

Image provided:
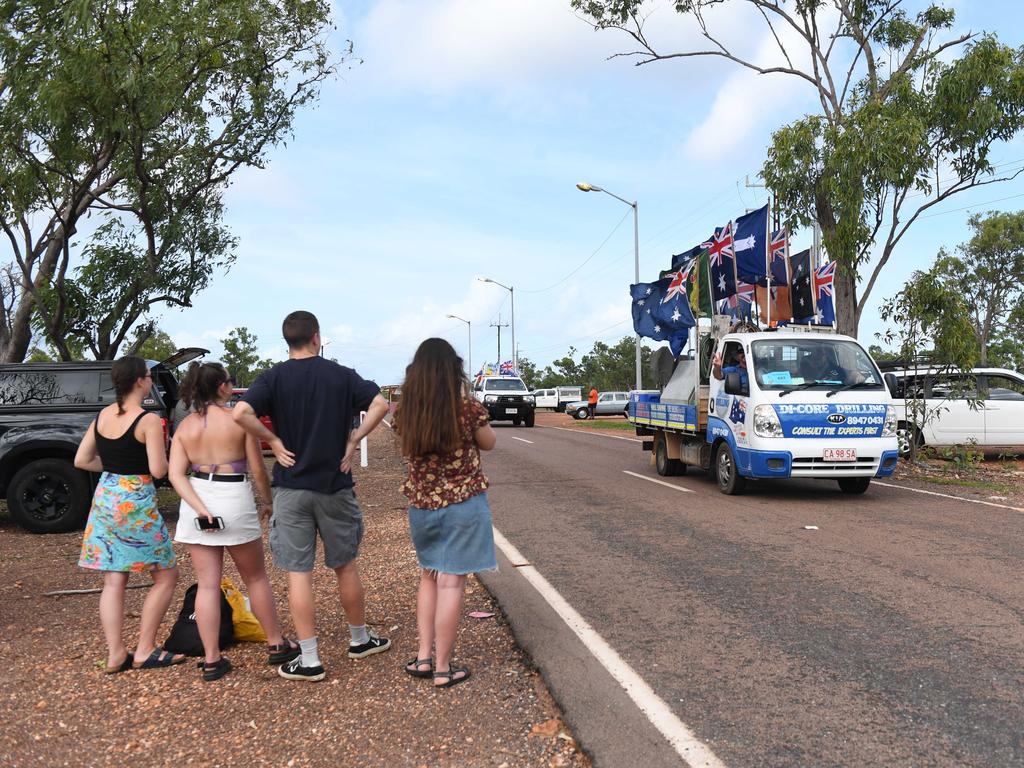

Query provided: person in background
[75,356,185,673]
[588,386,598,419]
[169,362,298,682]
[395,338,497,689]
[233,311,391,682]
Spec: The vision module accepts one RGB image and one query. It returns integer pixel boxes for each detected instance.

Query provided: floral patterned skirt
[78,472,176,572]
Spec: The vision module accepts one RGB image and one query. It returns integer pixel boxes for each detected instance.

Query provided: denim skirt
[407,492,498,575]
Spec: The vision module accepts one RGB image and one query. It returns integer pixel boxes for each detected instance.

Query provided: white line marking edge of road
[543,425,643,443]
[874,480,1024,513]
[622,470,696,493]
[510,436,534,444]
[491,527,726,768]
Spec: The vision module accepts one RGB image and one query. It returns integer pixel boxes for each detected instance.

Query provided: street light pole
[446,314,472,376]
[479,277,516,373]
[577,182,642,391]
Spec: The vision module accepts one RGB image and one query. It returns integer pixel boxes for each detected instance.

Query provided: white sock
[349,624,369,646]
[298,636,321,667]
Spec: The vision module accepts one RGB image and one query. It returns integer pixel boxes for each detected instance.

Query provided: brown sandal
[268,637,300,665]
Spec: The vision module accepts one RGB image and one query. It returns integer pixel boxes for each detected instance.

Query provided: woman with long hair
[395,338,497,688]
[75,356,185,673]
[169,362,298,681]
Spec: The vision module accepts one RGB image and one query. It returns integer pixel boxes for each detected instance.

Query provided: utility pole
[489,313,509,367]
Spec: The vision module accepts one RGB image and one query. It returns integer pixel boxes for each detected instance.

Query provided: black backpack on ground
[163,583,236,657]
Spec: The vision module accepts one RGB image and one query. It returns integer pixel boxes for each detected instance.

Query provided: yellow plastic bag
[221,577,267,643]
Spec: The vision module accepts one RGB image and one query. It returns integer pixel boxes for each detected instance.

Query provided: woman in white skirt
[170,362,299,681]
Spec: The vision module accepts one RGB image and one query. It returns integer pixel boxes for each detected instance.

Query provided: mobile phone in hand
[195,516,225,531]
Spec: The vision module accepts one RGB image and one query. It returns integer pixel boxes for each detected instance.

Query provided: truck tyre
[575,406,589,420]
[838,477,871,494]
[7,458,92,534]
[655,435,684,477]
[715,442,745,495]
[525,411,535,427]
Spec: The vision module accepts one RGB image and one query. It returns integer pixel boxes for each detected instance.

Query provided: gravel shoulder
[0,428,588,768]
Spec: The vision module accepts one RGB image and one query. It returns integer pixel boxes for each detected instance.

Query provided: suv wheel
[575,407,589,420]
[7,459,92,533]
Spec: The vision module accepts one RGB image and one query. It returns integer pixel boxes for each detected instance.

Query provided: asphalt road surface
[478,423,1024,768]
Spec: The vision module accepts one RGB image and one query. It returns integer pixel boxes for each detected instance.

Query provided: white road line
[874,480,1024,513]
[542,425,643,443]
[510,436,534,444]
[491,527,725,768]
[622,470,696,493]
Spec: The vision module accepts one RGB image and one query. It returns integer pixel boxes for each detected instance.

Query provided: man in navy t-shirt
[234,310,390,682]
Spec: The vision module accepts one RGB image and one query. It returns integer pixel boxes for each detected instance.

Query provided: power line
[918,190,1024,219]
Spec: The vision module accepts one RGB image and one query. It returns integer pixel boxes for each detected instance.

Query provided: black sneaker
[278,656,325,682]
[347,631,391,659]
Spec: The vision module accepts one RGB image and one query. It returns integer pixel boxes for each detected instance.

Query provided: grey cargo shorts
[269,487,364,571]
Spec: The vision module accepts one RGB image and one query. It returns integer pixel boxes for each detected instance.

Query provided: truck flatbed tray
[629,395,700,432]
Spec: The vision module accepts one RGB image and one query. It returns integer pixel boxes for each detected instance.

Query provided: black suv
[0,348,207,533]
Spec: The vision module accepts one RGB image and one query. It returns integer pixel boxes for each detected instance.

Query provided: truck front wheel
[524,411,535,427]
[715,443,745,495]
[7,458,92,533]
[837,477,871,494]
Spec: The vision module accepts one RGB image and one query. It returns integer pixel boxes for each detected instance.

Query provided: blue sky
[159,0,1024,384]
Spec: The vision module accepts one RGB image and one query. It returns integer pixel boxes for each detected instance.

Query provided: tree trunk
[834,269,859,338]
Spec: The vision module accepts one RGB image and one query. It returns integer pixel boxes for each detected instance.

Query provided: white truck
[532,386,583,412]
[473,375,535,427]
[628,325,900,494]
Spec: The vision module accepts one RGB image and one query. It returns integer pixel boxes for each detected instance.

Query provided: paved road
[478,424,1024,768]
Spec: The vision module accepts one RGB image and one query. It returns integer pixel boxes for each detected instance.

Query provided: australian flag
[728,397,747,424]
[813,261,837,326]
[656,266,697,355]
[789,248,815,321]
[708,223,737,303]
[671,243,703,272]
[630,281,670,342]
[769,229,789,285]
[732,204,769,285]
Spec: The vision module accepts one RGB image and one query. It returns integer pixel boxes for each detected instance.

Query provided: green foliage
[0,0,342,360]
[879,266,978,461]
[516,354,540,389]
[533,336,651,391]
[221,327,276,388]
[931,210,1024,366]
[128,325,177,362]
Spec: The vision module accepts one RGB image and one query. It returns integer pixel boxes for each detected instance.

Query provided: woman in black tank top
[74,357,186,673]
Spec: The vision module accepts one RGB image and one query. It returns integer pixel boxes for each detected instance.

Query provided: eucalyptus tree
[0,0,344,360]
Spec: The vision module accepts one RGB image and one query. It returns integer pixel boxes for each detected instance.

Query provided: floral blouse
[400,398,490,510]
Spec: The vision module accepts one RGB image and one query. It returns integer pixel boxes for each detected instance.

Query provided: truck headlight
[524,395,534,403]
[484,395,497,404]
[753,404,783,437]
[882,405,897,436]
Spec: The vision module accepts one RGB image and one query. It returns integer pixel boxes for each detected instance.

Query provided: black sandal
[433,664,471,688]
[405,657,433,679]
[268,637,300,665]
[202,657,232,682]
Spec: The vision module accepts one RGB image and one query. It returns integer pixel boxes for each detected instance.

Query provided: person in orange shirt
[587,386,598,420]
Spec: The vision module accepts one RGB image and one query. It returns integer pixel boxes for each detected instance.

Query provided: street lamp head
[478,277,493,284]
[576,182,602,192]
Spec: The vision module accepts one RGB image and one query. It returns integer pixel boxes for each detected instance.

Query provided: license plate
[823,448,857,461]
[505,408,517,414]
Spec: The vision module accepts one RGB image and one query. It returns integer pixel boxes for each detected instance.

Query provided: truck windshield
[751,339,883,391]
[486,378,527,391]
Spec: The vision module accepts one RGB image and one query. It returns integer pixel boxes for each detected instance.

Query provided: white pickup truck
[532,386,582,412]
[473,375,535,427]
